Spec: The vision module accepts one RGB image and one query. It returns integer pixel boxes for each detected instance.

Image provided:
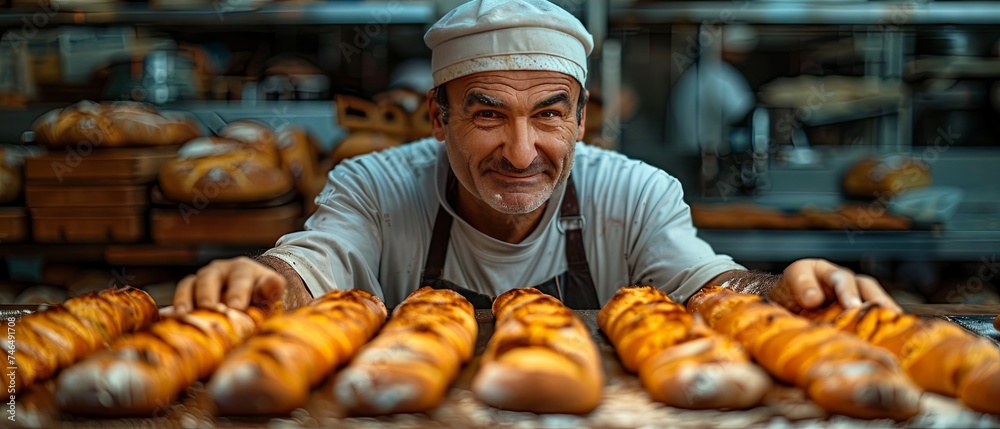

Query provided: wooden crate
[0,207,28,242]
[151,202,301,245]
[30,207,145,243]
[25,184,149,208]
[25,146,176,185]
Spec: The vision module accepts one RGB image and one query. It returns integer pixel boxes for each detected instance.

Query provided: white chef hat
[424,0,594,87]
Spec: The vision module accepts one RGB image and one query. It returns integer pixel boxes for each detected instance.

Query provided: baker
[171,0,902,314]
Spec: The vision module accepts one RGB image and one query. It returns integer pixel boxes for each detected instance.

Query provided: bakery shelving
[0,1,435,27]
[610,1,1000,25]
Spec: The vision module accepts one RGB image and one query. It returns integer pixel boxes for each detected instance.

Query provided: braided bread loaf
[688,286,921,420]
[56,305,270,416]
[598,286,771,409]
[473,288,604,414]
[209,290,387,415]
[333,287,476,415]
[1,287,158,395]
[800,303,1000,414]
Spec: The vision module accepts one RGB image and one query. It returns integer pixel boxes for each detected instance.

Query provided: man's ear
[428,88,447,142]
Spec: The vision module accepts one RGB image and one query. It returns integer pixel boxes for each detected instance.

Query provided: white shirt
[266,137,744,308]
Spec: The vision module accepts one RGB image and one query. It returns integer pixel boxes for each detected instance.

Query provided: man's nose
[503,117,538,170]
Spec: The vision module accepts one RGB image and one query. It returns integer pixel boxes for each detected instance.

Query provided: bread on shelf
[158,136,293,204]
[32,101,200,148]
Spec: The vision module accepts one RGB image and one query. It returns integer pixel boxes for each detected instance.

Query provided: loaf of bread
[32,100,200,147]
[158,136,293,203]
[598,286,771,409]
[473,288,603,414]
[0,287,158,396]
[800,303,1000,414]
[333,287,476,415]
[275,125,322,195]
[219,120,281,162]
[842,156,931,199]
[56,305,270,416]
[687,286,921,420]
[209,290,387,415]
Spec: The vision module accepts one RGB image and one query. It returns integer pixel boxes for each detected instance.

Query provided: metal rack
[0,1,436,26]
[610,1,1000,25]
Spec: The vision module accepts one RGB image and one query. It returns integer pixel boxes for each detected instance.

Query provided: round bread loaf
[32,101,200,147]
[219,120,281,163]
[159,136,293,203]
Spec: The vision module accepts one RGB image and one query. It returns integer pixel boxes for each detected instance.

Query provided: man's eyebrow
[534,92,571,110]
[463,92,508,110]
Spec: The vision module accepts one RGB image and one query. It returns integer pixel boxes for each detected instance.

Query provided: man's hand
[171,257,287,314]
[771,258,902,313]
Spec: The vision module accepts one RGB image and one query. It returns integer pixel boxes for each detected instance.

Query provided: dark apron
[419,173,600,309]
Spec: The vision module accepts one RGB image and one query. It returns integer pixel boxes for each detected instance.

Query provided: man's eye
[538,110,562,118]
[475,111,501,119]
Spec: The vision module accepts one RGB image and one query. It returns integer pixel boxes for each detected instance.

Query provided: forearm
[254,255,314,310]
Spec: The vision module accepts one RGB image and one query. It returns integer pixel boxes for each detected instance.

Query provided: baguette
[800,302,1000,414]
[473,287,603,414]
[0,286,158,396]
[687,286,921,420]
[56,305,269,416]
[209,289,387,415]
[598,286,771,409]
[333,287,476,415]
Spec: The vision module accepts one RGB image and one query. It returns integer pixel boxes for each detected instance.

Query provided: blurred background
[0,0,999,307]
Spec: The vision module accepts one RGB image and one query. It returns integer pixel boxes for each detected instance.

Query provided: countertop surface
[5,307,1000,428]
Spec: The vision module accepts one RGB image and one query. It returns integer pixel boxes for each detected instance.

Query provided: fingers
[171,257,285,315]
[783,258,901,313]
[223,270,256,310]
[857,274,903,313]
[784,259,838,310]
[194,264,226,310]
[252,271,286,304]
[829,268,862,309]
[172,275,197,314]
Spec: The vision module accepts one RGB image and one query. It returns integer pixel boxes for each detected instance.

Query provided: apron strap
[420,204,454,286]
[559,174,600,309]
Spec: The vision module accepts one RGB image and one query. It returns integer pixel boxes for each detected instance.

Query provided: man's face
[429,70,586,215]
